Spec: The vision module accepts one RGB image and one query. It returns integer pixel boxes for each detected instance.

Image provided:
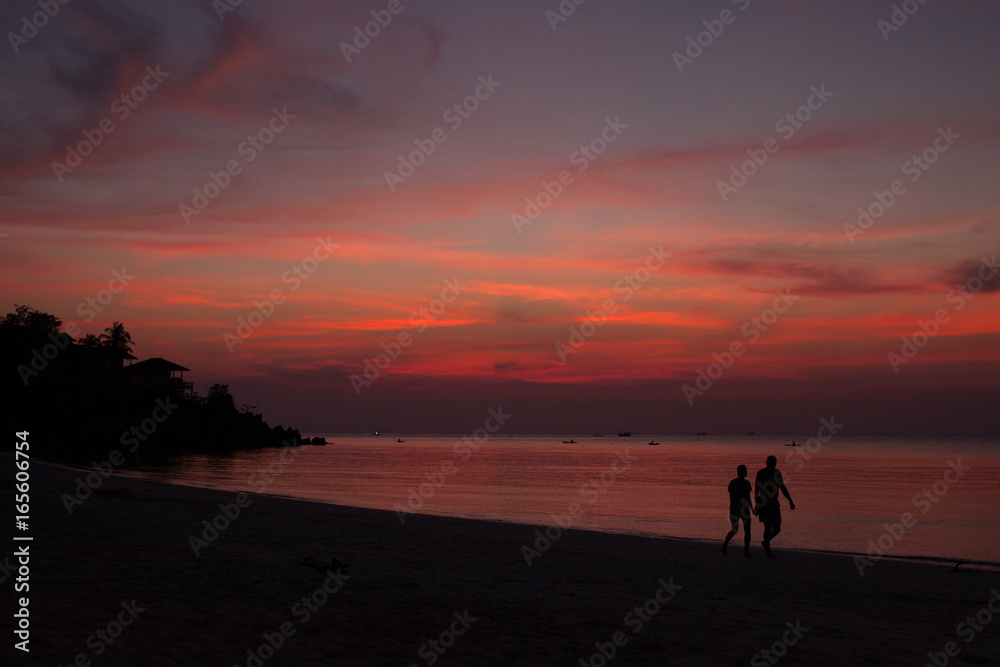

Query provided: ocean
[118,434,1000,566]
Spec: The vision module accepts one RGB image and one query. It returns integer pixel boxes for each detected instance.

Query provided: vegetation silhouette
[1,304,304,462]
[99,320,134,355]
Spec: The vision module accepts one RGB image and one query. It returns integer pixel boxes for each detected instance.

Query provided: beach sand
[8,460,999,666]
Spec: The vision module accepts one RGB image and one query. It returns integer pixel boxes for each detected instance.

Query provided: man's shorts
[757,507,781,525]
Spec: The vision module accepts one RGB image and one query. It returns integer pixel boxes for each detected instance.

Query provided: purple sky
[2,0,999,434]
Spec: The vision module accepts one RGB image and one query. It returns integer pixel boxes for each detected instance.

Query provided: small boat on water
[618,432,631,437]
[563,439,576,444]
[648,441,660,446]
[785,441,799,447]
[397,438,405,443]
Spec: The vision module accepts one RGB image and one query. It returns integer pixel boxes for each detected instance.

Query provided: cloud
[675,240,931,297]
[0,1,164,166]
[940,252,1000,293]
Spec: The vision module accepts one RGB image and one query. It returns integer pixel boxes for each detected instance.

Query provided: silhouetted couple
[723,456,795,558]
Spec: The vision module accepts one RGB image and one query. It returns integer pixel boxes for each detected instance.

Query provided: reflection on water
[120,434,1000,564]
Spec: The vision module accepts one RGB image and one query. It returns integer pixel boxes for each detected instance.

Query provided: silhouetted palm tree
[81,334,101,350]
[99,321,134,355]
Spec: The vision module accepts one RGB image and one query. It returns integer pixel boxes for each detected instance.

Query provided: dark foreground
[5,459,999,666]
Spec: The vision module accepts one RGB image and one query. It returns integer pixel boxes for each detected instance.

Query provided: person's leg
[742,518,752,555]
[762,522,776,557]
[724,516,738,554]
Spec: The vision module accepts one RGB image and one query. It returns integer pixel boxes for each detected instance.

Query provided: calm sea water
[120,434,1000,565]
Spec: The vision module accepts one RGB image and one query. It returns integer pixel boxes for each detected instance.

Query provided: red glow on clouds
[2,0,998,433]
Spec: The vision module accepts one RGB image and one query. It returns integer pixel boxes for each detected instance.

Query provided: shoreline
[13,459,1000,665]
[42,455,1000,572]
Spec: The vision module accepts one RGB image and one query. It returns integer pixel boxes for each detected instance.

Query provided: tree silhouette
[207,383,236,411]
[0,304,61,334]
[3,306,305,457]
[99,321,134,355]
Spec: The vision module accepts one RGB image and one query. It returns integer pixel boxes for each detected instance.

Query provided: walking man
[755,455,795,558]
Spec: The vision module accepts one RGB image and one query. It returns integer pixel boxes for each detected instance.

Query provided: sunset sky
[2,0,998,434]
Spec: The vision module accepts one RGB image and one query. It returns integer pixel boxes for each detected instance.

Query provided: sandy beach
[8,460,999,666]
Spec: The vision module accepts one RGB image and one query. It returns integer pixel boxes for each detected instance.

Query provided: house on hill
[124,357,193,397]
[93,346,137,373]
